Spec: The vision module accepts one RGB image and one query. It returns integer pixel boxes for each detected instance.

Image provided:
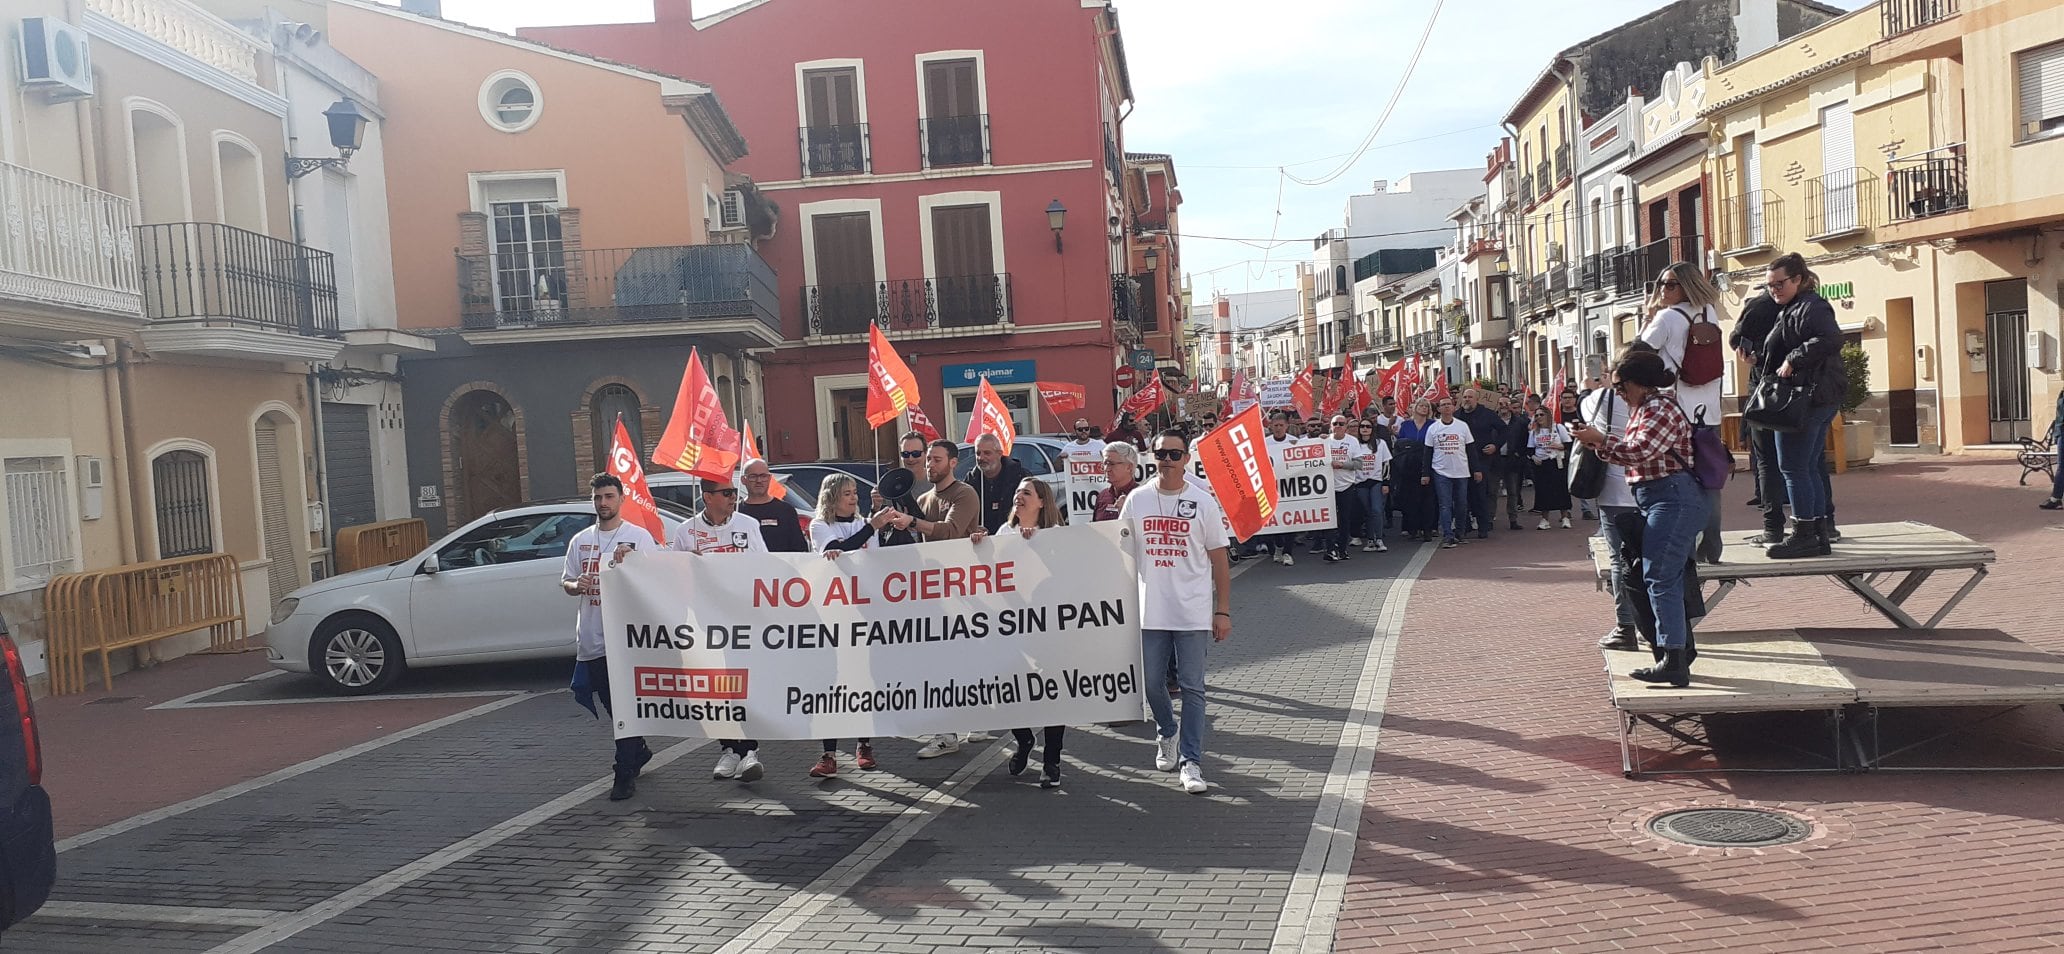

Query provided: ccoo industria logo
[636,666,748,699]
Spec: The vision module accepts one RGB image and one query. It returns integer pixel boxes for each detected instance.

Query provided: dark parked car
[0,614,54,931]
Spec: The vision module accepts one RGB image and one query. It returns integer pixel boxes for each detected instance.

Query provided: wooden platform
[1604,626,2064,775]
[1587,521,1996,629]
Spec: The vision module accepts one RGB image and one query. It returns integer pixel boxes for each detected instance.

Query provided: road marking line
[31,901,285,928]
[714,743,1010,954]
[59,693,537,853]
[149,670,286,709]
[1270,543,1435,954]
[199,738,711,954]
[153,688,524,710]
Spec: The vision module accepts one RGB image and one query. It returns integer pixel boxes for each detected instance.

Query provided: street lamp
[286,98,370,179]
[1144,246,1159,271]
[1046,199,1067,252]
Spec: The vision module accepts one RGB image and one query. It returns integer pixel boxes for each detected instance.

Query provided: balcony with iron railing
[1371,328,1400,354]
[135,222,339,356]
[1548,262,1570,298]
[1886,145,1968,224]
[1881,0,1957,38]
[1553,143,1571,183]
[1718,190,1782,255]
[1806,168,1879,241]
[1535,161,1552,193]
[921,114,990,168]
[0,159,144,338]
[1103,122,1123,185]
[457,243,779,346]
[1517,175,1535,208]
[1463,235,1504,261]
[799,123,870,177]
[802,274,1013,338]
[1619,237,1675,294]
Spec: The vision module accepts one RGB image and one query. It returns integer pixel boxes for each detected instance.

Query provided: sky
[400,0,1867,300]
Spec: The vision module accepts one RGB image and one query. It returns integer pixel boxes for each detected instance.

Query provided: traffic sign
[1115,365,1137,388]
[1127,349,1157,371]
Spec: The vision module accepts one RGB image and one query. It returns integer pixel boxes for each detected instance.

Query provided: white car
[264,501,689,694]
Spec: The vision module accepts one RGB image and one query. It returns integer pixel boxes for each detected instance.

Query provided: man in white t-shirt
[1064,418,1106,465]
[669,475,768,782]
[1119,429,1232,795]
[1423,397,1479,548]
[561,473,658,802]
[1320,415,1364,562]
[1258,411,1304,566]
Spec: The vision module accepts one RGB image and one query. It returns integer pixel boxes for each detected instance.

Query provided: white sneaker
[736,751,764,782]
[1272,550,1287,565]
[962,730,996,742]
[712,751,742,779]
[1362,543,1379,553]
[1348,537,1362,547]
[1280,552,1294,567]
[1154,736,1179,772]
[1375,540,1388,552]
[916,734,961,759]
[1179,762,1208,794]
[1560,516,1572,529]
[1537,518,1551,530]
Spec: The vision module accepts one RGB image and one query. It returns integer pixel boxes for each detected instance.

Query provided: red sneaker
[809,753,839,778]
[855,743,877,770]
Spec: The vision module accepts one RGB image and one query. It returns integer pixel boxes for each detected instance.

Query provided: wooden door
[924,59,983,166]
[931,204,995,328]
[803,68,864,174]
[811,213,875,334]
[453,390,522,522]
[830,389,873,460]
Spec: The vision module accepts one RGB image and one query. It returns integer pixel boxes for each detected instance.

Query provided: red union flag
[1290,364,1316,419]
[1194,404,1279,540]
[1119,371,1166,420]
[906,404,941,443]
[1036,381,1087,421]
[866,325,922,429]
[1551,368,1568,423]
[652,347,742,480]
[606,418,666,546]
[965,376,1017,452]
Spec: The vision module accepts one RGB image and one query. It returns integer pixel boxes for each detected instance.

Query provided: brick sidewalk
[1337,458,2064,953]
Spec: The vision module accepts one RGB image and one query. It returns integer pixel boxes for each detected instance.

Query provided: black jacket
[962,458,1031,534]
[1458,405,1503,459]
[1729,294,1783,386]
[1490,413,1531,465]
[1761,289,1845,407]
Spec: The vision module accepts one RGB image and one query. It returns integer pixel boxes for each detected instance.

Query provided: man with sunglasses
[1320,415,1365,562]
[669,475,769,783]
[886,439,986,759]
[1119,430,1232,794]
[874,432,933,547]
[1063,417,1107,469]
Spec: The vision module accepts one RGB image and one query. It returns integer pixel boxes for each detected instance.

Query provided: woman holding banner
[808,474,900,777]
[971,478,1070,788]
[1391,400,1439,543]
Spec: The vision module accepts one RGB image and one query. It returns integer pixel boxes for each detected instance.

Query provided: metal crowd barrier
[334,519,428,573]
[44,553,247,695]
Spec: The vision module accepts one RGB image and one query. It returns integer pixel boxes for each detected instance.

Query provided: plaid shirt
[1598,393,1694,484]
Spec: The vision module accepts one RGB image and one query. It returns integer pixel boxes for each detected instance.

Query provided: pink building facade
[527,0,1147,461]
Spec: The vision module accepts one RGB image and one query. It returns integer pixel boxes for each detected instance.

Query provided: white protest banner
[1064,456,1109,524]
[601,523,1143,740]
[1257,377,1293,409]
[1256,441,1335,533]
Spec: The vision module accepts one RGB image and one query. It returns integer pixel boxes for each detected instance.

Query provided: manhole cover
[1647,808,1810,847]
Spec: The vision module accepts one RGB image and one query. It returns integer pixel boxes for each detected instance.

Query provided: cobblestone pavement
[12,536,1423,953]
[1337,457,2064,953]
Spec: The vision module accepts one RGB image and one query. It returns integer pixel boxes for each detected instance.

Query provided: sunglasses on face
[1152,449,1185,462]
[706,487,739,497]
[1658,279,1681,289]
[1075,426,1092,432]
[900,450,924,459]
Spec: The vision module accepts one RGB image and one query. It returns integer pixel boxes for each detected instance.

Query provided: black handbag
[1568,392,1613,499]
[1744,375,1813,433]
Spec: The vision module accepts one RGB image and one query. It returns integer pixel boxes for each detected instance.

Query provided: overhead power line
[1281,0,1446,188]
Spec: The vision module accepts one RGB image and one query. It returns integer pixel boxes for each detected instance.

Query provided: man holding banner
[561,474,659,802]
[1119,430,1232,795]
[669,475,771,782]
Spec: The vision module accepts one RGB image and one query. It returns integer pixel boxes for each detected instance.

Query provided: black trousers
[587,658,652,779]
[1012,726,1066,767]
[820,738,871,752]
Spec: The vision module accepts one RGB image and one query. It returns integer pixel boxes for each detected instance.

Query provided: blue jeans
[1773,404,1840,521]
[1356,482,1387,540]
[1142,628,1210,766]
[1433,475,1471,540]
[1632,472,1708,650]
[2054,444,2064,499]
[1599,504,1641,637]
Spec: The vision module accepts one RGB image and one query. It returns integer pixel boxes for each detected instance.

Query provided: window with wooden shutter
[802,67,868,175]
[2019,40,2064,140]
[923,58,987,167]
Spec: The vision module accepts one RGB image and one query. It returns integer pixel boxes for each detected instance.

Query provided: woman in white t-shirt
[807,474,898,779]
[1641,262,1727,563]
[1526,408,1573,528]
[971,479,1070,788]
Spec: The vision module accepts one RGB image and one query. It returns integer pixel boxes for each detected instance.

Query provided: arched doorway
[452,389,521,522]
[590,383,643,473]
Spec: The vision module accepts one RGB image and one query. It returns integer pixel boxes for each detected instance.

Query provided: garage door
[323,403,378,545]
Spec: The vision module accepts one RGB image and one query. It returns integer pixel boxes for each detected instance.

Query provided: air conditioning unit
[19,18,93,101]
[1546,241,1565,263]
[718,189,747,230]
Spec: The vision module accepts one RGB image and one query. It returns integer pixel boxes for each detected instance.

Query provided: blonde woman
[970,478,1069,787]
[805,473,898,777]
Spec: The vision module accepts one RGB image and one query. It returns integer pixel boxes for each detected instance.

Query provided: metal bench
[2019,436,2056,487]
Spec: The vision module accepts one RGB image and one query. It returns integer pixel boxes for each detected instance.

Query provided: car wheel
[309,614,404,695]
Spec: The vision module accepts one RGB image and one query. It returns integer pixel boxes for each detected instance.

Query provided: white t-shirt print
[1119,483,1230,633]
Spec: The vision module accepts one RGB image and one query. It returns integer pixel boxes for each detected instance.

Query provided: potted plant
[1839,344,1874,466]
